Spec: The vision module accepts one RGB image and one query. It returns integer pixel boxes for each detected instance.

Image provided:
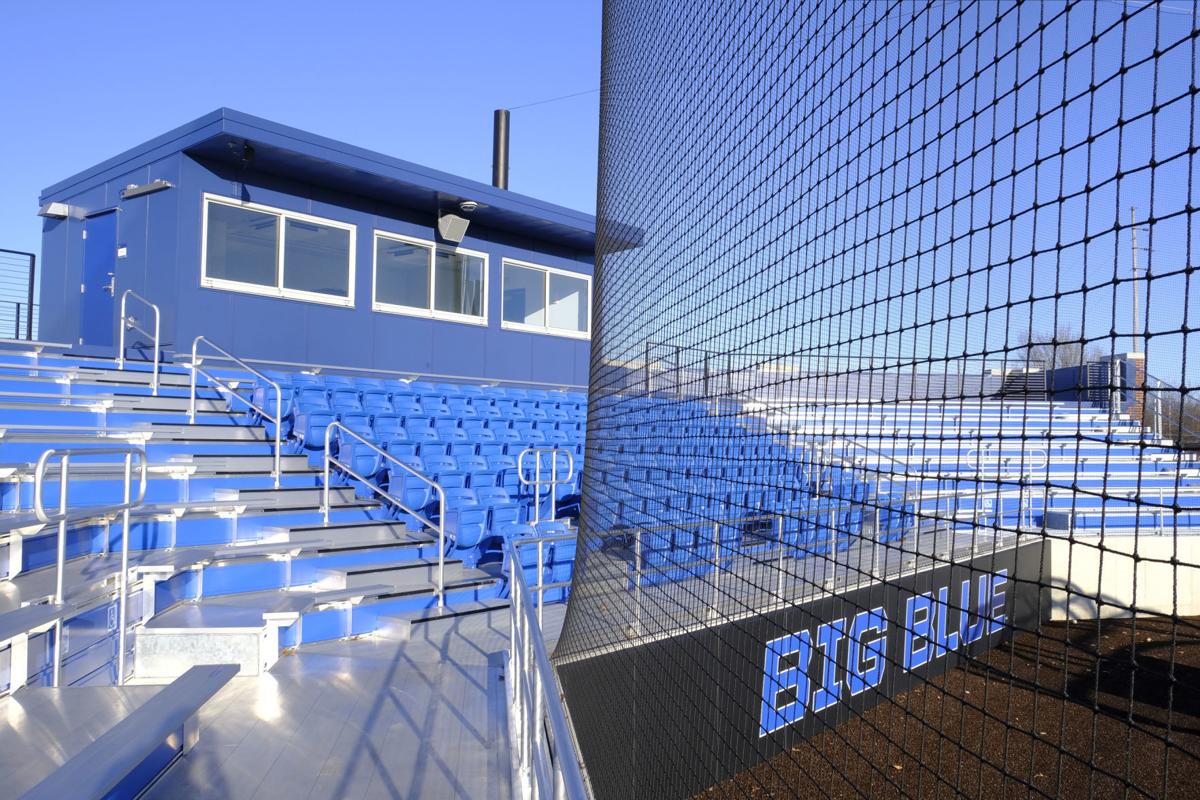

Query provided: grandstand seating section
[2,338,1196,794]
[0,345,585,698]
[777,400,1200,533]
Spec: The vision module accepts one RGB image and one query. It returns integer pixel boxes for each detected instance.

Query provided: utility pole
[1130,206,1142,354]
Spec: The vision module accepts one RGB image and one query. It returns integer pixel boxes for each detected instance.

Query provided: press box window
[201,195,355,306]
[203,202,278,288]
[435,250,485,318]
[283,219,351,298]
[373,232,487,323]
[375,237,431,309]
[502,260,590,337]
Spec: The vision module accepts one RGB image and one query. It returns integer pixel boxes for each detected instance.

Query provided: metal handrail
[322,422,449,607]
[116,290,161,395]
[512,531,576,627]
[820,438,913,476]
[517,448,576,525]
[506,540,591,799]
[965,446,1049,478]
[1144,373,1200,446]
[189,336,281,488]
[33,446,148,687]
[180,351,587,391]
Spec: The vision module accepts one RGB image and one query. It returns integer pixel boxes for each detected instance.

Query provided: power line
[507,87,599,111]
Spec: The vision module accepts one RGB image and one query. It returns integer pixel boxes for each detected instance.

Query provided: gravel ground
[697,617,1200,799]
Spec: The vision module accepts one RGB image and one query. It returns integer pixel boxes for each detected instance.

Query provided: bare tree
[1021,327,1104,370]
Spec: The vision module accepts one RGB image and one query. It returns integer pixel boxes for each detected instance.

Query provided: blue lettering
[989,570,1009,633]
[847,607,888,696]
[904,593,933,670]
[811,619,846,712]
[932,585,960,659]
[959,575,990,644]
[758,631,812,736]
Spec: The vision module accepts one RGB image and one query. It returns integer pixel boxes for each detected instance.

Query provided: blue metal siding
[40,151,592,385]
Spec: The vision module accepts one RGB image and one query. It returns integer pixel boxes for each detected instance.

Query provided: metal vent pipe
[492,109,510,189]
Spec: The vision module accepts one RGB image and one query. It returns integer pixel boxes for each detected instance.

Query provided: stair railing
[517,448,576,525]
[33,446,148,686]
[506,539,592,800]
[965,446,1049,479]
[512,531,576,627]
[116,290,161,396]
[188,336,281,488]
[322,421,449,607]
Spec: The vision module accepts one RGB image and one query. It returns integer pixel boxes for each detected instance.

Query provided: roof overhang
[40,108,598,253]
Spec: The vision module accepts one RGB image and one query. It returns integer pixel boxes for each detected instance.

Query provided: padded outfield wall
[556,1,1200,798]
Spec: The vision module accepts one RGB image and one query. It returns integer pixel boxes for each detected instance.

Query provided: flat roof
[40,108,596,252]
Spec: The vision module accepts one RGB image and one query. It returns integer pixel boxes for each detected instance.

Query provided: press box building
[35,108,595,387]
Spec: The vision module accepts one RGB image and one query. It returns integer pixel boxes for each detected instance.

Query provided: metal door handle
[104,273,116,296]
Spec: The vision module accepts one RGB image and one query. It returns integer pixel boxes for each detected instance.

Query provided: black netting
[554,1,1200,798]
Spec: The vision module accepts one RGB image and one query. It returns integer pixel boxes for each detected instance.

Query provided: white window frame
[200,193,356,308]
[371,230,489,326]
[500,257,591,339]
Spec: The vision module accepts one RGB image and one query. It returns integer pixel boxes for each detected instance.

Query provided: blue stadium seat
[372,413,403,440]
[476,404,503,420]
[456,455,488,473]
[476,429,502,457]
[446,491,487,553]
[422,454,457,477]
[385,439,418,458]
[386,455,431,512]
[468,469,499,489]
[294,407,335,451]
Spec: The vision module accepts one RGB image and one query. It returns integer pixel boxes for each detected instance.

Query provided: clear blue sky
[0,1,600,260]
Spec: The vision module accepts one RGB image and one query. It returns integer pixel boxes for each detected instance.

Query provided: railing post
[437,487,446,608]
[26,251,35,340]
[536,538,545,628]
[273,380,282,488]
[710,521,721,621]
[117,292,126,370]
[53,453,69,688]
[322,425,333,526]
[508,551,523,771]
[54,454,69,606]
[775,515,785,602]
[188,337,199,424]
[524,607,535,781]
[634,529,643,637]
[150,303,160,396]
[118,452,132,685]
[872,507,882,579]
[551,453,559,523]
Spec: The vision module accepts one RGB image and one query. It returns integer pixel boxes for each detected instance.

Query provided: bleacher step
[0,683,167,795]
[335,558,467,589]
[284,519,419,540]
[0,601,65,641]
[176,453,314,474]
[108,394,229,413]
[144,422,267,442]
[376,599,510,641]
[222,485,358,508]
[18,664,238,800]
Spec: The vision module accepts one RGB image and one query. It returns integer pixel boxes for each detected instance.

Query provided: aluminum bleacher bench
[19,663,238,800]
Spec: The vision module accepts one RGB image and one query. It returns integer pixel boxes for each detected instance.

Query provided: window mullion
[276,212,286,292]
[428,246,435,312]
